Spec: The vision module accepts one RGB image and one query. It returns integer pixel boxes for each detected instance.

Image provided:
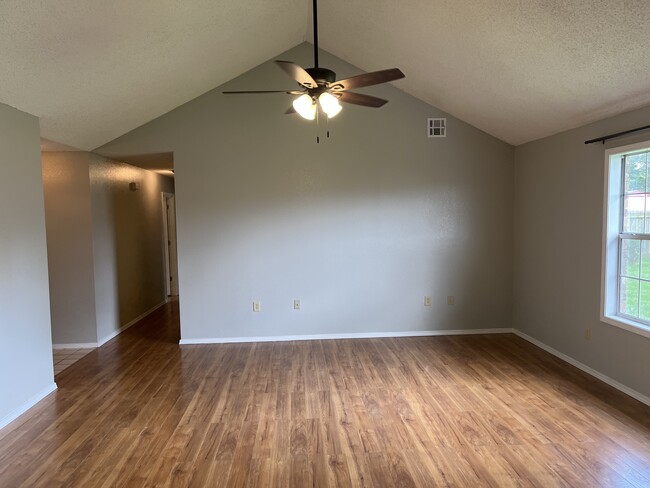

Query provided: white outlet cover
[293,300,300,310]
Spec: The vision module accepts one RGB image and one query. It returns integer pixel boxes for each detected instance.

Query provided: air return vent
[427,118,446,138]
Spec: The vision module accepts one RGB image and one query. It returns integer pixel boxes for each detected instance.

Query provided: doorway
[162,192,179,296]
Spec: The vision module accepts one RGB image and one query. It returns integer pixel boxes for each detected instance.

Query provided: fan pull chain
[316,107,320,143]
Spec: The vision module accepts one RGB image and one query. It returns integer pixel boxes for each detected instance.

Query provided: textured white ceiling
[0,0,307,150]
[317,0,650,145]
[2,1,650,149]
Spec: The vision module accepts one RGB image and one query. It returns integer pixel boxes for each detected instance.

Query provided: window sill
[601,314,650,339]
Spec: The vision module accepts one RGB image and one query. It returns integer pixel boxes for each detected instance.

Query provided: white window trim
[601,141,650,339]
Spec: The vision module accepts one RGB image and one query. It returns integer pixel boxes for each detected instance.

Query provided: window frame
[602,141,650,339]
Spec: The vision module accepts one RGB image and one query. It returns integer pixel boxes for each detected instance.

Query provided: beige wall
[42,152,97,345]
[98,43,515,341]
[0,103,55,428]
[89,154,174,344]
[514,104,650,399]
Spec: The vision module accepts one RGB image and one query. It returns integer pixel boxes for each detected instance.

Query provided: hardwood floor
[0,300,649,487]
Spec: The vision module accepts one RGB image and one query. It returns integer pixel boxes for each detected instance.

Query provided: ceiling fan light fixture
[293,94,316,120]
[222,0,405,130]
[319,92,342,118]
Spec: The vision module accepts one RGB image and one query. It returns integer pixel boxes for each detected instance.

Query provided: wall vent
[427,118,446,138]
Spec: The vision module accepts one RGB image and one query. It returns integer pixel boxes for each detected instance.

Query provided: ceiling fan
[223,0,405,122]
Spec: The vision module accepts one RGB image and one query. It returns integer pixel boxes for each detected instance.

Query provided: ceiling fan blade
[330,68,405,91]
[222,90,304,94]
[275,60,317,88]
[337,91,388,108]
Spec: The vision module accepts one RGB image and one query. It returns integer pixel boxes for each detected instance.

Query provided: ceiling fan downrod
[313,0,319,68]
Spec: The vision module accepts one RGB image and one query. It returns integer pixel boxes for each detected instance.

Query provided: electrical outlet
[253,301,261,312]
[294,299,300,310]
[424,296,432,306]
[584,328,591,340]
[447,295,455,306]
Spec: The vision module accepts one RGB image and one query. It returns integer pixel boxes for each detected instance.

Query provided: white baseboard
[52,342,98,349]
[97,299,168,346]
[179,328,513,345]
[512,329,650,407]
[0,382,57,431]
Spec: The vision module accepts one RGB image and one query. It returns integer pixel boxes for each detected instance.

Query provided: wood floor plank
[0,299,648,486]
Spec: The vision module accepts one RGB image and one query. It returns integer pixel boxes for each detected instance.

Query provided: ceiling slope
[0,0,307,150]
[317,0,650,145]
[2,1,650,149]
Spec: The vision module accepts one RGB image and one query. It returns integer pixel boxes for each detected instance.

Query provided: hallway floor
[53,348,94,375]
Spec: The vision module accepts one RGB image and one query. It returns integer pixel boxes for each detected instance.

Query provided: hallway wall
[42,152,98,345]
[0,103,55,428]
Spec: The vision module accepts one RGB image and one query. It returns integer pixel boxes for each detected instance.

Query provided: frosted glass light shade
[319,92,342,118]
[293,94,316,120]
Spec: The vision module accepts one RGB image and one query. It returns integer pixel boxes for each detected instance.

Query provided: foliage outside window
[619,151,650,321]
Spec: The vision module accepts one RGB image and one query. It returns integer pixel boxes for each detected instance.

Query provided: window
[602,142,650,338]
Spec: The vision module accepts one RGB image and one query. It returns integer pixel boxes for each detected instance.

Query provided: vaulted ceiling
[2,1,650,150]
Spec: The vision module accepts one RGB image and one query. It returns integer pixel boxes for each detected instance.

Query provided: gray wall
[0,103,55,426]
[89,154,174,344]
[99,43,514,341]
[42,152,98,345]
[514,104,650,399]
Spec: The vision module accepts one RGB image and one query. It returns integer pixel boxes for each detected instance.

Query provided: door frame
[161,192,179,296]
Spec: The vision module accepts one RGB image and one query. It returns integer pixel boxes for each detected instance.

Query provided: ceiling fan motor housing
[305,67,336,85]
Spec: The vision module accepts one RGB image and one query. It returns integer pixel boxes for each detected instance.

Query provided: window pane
[640,281,650,321]
[625,153,647,193]
[620,277,640,317]
[620,238,641,278]
[623,195,645,233]
[641,240,650,281]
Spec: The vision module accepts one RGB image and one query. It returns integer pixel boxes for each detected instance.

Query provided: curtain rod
[584,124,650,145]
